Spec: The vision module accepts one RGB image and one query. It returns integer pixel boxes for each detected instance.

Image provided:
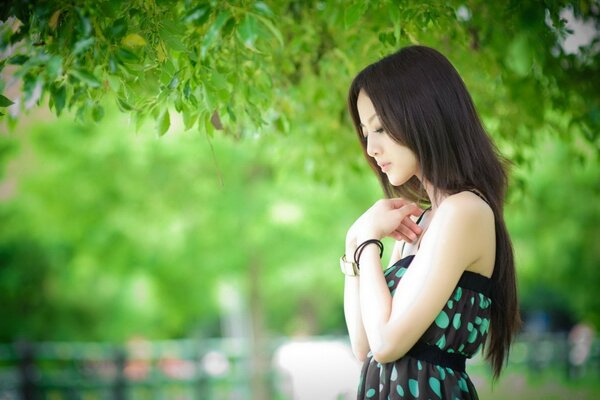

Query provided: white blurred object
[560,7,598,55]
[273,339,362,400]
[202,350,231,377]
[569,323,595,366]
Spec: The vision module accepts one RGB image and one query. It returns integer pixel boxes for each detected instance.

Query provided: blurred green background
[1,1,599,399]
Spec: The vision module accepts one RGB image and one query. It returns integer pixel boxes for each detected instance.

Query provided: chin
[387,175,409,187]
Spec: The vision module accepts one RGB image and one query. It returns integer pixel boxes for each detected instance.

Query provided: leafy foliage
[0,1,598,179]
[509,137,600,329]
[0,1,599,342]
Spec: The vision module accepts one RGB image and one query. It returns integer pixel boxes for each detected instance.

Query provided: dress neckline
[384,254,493,296]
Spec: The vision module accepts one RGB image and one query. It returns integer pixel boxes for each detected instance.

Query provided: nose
[366,134,381,157]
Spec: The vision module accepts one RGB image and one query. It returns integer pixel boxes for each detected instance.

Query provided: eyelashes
[361,127,385,140]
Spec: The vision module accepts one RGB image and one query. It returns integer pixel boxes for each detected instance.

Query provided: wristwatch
[340,255,359,276]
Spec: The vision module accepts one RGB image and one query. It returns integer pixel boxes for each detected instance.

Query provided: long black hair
[347,45,520,378]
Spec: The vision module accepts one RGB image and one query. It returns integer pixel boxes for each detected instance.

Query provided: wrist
[345,235,357,257]
[353,238,384,266]
[356,230,381,243]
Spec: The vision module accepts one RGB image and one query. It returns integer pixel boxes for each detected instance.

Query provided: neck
[419,178,448,212]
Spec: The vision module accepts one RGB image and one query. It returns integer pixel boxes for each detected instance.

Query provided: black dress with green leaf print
[356,253,492,400]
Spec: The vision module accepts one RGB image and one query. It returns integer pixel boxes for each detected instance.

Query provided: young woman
[342,45,520,399]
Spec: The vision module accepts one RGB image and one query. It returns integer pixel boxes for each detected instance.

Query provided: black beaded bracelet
[353,239,384,267]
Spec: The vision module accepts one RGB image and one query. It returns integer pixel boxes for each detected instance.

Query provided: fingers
[402,214,423,234]
[388,203,425,243]
[403,202,424,217]
[387,198,423,214]
[394,224,419,243]
[389,230,407,242]
[387,220,422,243]
[386,198,411,209]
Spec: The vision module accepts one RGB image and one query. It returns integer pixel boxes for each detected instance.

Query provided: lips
[377,162,391,172]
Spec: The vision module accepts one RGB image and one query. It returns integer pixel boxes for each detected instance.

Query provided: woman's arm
[344,221,414,360]
[343,226,369,361]
[356,193,493,363]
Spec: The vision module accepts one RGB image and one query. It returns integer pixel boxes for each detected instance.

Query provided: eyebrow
[359,113,379,127]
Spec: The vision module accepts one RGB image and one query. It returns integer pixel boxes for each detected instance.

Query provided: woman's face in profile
[356,90,420,186]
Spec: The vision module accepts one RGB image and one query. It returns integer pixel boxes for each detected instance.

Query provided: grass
[468,363,600,400]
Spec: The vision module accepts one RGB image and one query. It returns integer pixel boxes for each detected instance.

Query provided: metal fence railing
[505,331,600,379]
[0,338,275,400]
[1,333,598,399]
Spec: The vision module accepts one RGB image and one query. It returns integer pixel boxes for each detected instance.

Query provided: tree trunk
[248,258,271,400]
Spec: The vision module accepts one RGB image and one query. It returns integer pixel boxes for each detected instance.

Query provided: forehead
[356,90,379,124]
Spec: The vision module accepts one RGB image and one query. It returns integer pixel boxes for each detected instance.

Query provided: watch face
[340,256,358,276]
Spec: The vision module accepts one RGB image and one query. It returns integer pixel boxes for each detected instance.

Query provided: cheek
[404,151,419,173]
[388,152,418,185]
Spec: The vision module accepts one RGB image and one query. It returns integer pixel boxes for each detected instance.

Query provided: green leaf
[255,15,284,47]
[202,11,232,50]
[238,15,258,49]
[205,112,215,137]
[0,94,14,107]
[92,104,104,122]
[121,33,146,48]
[174,98,184,112]
[73,37,95,55]
[77,10,92,36]
[159,20,187,52]
[226,104,237,123]
[116,47,139,63]
[133,111,147,133]
[168,74,180,90]
[8,55,29,65]
[253,2,274,17]
[70,69,101,88]
[222,17,236,36]
[108,18,128,40]
[197,111,215,138]
[209,70,229,97]
[106,75,121,92]
[506,34,532,77]
[50,85,66,115]
[378,32,395,46]
[23,74,38,103]
[157,109,170,136]
[109,55,118,73]
[185,5,211,25]
[46,56,63,80]
[116,97,133,111]
[344,2,368,28]
[183,109,198,130]
[183,80,192,99]
[202,84,217,110]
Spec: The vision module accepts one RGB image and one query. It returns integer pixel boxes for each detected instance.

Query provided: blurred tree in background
[0,113,377,341]
[0,0,598,344]
[1,2,599,398]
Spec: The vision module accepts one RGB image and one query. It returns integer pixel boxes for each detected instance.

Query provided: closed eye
[360,126,385,141]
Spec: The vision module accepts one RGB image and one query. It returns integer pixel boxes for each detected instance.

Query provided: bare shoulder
[436,190,495,275]
[438,190,494,224]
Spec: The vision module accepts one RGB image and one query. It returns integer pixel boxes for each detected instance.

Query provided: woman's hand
[352,198,424,243]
